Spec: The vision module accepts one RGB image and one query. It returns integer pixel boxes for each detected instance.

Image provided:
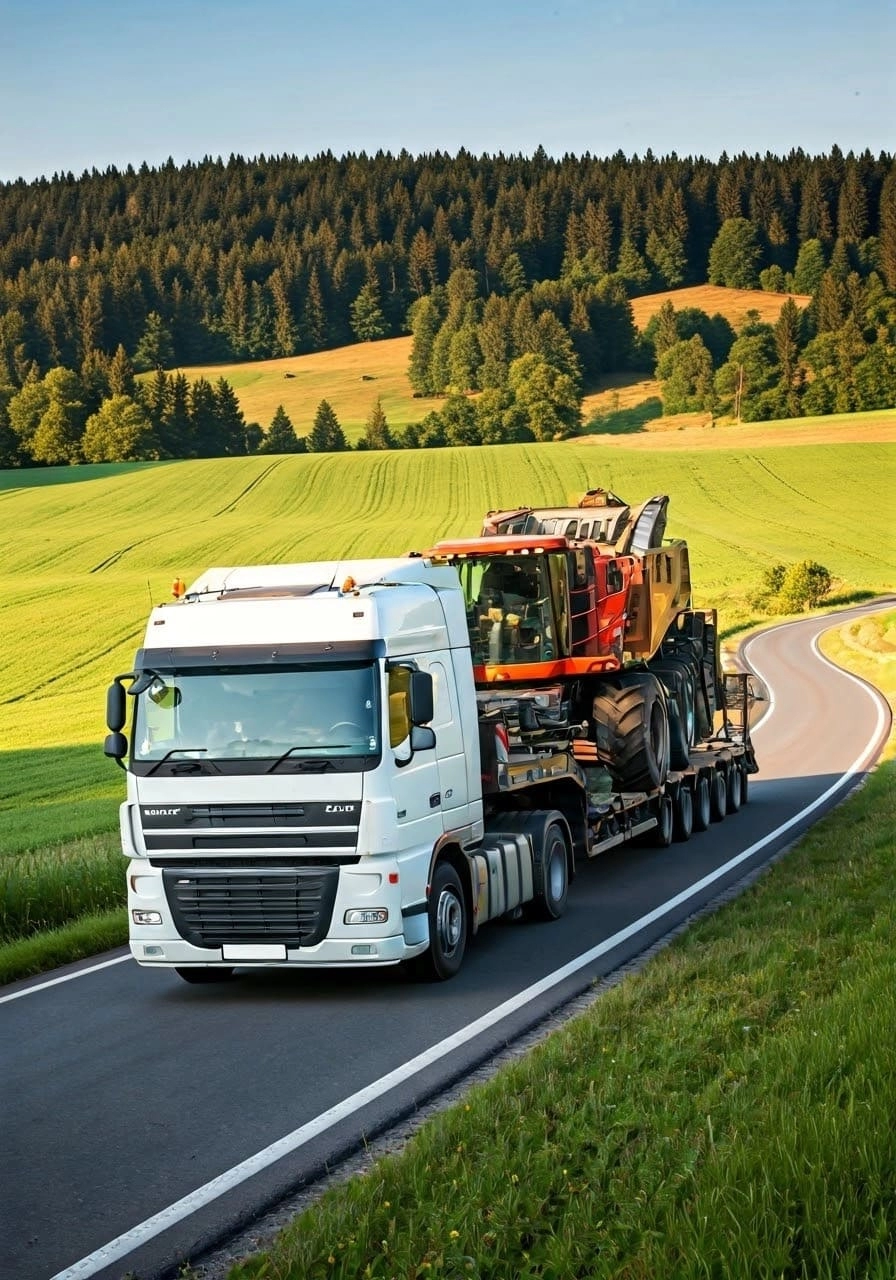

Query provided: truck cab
[107,558,487,978]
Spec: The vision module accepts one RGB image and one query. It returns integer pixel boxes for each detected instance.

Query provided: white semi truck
[106,514,756,983]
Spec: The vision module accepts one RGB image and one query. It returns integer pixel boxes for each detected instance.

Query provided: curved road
[1,604,891,1280]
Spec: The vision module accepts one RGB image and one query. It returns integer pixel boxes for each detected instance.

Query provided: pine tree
[652,299,681,360]
[774,298,803,417]
[190,376,219,457]
[302,267,328,351]
[707,219,761,288]
[270,269,298,357]
[360,397,394,450]
[133,311,175,371]
[308,399,348,452]
[108,344,136,397]
[350,281,388,342]
[407,295,442,394]
[214,377,247,455]
[164,371,195,457]
[260,404,304,453]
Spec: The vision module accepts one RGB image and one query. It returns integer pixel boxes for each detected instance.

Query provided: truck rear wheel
[693,774,711,832]
[592,672,670,792]
[710,770,727,822]
[673,785,694,842]
[727,764,743,812]
[414,863,468,981]
[653,794,674,847]
[532,820,569,920]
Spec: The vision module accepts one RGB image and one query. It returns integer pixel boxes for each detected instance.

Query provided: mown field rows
[1,439,894,860]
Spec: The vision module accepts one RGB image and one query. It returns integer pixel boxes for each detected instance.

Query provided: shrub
[777,560,833,611]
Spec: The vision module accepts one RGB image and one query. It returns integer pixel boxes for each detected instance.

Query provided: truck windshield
[132,662,379,765]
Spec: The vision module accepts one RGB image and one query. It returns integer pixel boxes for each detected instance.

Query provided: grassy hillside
[2,438,894,754]
[163,285,813,439]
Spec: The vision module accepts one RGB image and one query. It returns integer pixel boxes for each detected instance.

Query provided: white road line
[49,694,888,1280]
[0,953,130,1005]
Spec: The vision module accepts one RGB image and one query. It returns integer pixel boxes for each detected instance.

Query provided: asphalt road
[2,603,891,1280]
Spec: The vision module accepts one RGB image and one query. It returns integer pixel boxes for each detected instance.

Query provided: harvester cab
[423,534,631,683]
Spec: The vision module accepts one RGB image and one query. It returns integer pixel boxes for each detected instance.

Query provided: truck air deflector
[133,641,383,667]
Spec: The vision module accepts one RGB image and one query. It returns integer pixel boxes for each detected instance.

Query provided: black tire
[693,773,711,832]
[740,767,750,804]
[414,863,468,981]
[727,764,743,813]
[710,770,727,822]
[174,967,236,984]
[673,785,693,842]
[532,821,569,920]
[650,659,698,749]
[667,697,691,771]
[592,672,670,792]
[653,794,674,847]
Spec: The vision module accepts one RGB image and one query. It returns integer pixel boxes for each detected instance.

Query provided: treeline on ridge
[1,146,895,464]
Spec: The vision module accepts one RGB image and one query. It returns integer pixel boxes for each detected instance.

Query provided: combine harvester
[105,486,757,981]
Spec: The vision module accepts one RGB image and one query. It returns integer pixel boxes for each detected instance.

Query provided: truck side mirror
[408,670,434,725]
[106,681,127,732]
[104,731,128,760]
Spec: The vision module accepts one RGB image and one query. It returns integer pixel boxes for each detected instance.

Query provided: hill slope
[1,436,894,753]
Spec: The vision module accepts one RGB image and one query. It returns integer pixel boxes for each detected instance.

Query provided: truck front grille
[162,865,339,948]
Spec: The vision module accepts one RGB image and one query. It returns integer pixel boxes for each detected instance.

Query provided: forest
[1,147,894,463]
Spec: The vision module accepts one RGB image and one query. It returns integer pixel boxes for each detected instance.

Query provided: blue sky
[1,0,892,182]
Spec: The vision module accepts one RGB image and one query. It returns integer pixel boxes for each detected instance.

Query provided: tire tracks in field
[747,454,817,503]
[211,459,285,517]
[1,627,144,705]
[88,460,287,573]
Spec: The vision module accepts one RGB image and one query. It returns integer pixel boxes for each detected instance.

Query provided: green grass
[215,626,896,1279]
[0,442,893,982]
[2,441,893,755]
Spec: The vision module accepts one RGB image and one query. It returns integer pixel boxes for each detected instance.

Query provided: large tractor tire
[592,672,670,792]
[649,657,698,751]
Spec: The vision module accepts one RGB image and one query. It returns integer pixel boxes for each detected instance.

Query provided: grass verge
[209,614,896,1280]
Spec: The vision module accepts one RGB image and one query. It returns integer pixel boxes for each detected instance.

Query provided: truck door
[387,665,443,848]
[428,659,470,826]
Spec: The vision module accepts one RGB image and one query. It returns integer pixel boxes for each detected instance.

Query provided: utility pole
[734,363,744,424]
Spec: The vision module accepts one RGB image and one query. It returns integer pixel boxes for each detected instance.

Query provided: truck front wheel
[415,863,468,981]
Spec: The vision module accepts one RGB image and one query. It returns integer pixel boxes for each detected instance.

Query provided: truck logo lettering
[325,804,355,813]
[145,808,182,816]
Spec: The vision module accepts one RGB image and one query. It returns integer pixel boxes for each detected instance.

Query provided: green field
[0,437,894,899]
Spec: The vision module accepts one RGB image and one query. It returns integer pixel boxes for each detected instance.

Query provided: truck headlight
[344,908,388,925]
[132,909,163,925]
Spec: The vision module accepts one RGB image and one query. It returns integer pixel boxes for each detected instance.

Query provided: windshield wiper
[267,747,341,773]
[145,748,220,776]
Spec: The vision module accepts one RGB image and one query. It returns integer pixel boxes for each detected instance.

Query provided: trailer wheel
[740,767,750,804]
[174,967,236,984]
[653,794,674,847]
[414,863,467,981]
[693,774,711,832]
[710,770,728,822]
[592,672,670,792]
[532,821,569,920]
[673,785,694,842]
[727,764,743,813]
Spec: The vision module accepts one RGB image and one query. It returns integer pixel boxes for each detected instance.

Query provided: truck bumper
[127,857,429,970]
